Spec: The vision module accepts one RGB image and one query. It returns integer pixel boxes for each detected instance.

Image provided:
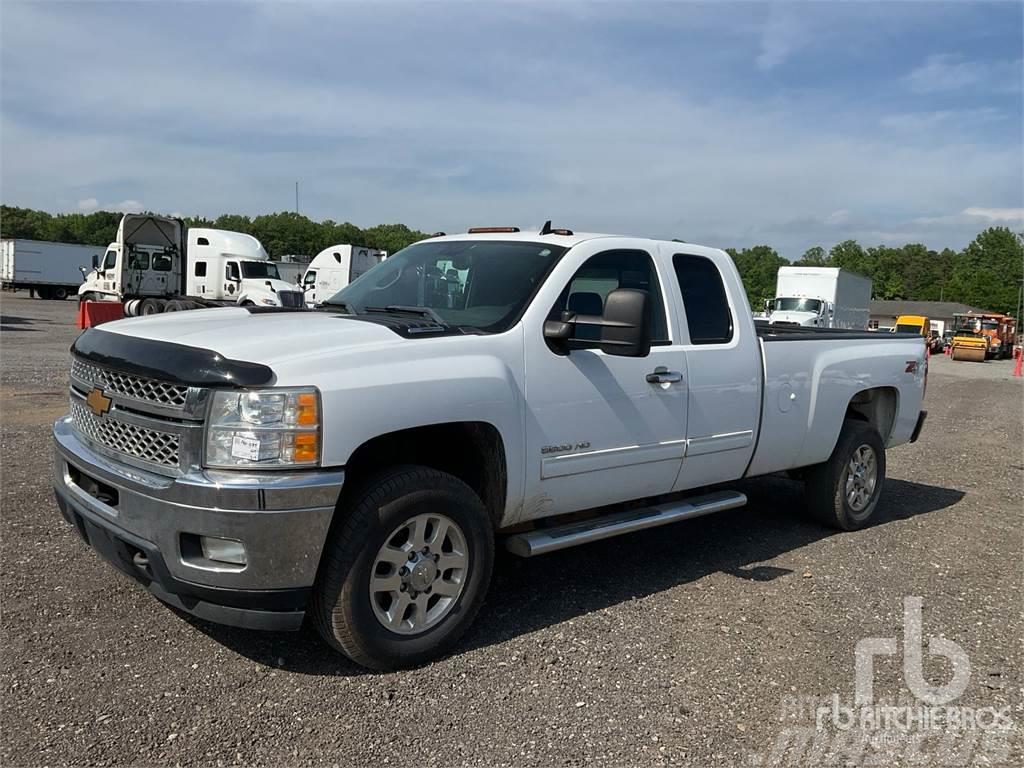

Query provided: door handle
[646,367,683,384]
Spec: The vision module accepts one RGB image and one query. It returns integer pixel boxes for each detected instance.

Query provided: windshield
[774,297,822,314]
[895,323,924,335]
[324,240,567,333]
[241,261,281,280]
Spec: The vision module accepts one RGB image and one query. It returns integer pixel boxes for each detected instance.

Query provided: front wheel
[311,466,494,670]
[804,420,886,531]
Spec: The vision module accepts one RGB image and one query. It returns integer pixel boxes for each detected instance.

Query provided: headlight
[260,298,277,306]
[205,388,320,469]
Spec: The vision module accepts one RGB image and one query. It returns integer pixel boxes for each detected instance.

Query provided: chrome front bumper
[52,416,344,630]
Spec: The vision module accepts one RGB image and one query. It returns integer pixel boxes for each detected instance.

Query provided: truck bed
[746,326,926,478]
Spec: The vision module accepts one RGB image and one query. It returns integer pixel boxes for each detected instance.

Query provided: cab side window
[226,262,240,281]
[672,254,733,344]
[102,250,117,270]
[548,249,669,347]
[194,261,207,277]
[303,270,317,285]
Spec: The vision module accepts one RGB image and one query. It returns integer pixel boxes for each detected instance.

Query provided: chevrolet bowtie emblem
[86,387,112,417]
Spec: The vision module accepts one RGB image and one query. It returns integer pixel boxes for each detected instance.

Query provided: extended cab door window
[101,250,117,272]
[547,249,669,347]
[672,254,733,344]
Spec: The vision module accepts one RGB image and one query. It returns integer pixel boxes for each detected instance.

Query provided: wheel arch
[843,386,899,446]
[338,421,508,530]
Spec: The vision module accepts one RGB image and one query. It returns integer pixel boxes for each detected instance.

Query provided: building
[868,300,993,335]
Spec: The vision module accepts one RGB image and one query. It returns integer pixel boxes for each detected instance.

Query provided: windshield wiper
[317,300,357,314]
[364,305,449,326]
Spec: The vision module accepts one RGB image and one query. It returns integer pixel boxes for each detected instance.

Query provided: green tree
[726,245,789,308]
[795,245,829,266]
[947,227,1023,314]
[363,223,430,254]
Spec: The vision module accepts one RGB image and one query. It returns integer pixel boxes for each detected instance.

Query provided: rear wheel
[139,298,165,315]
[312,466,494,670]
[163,299,190,312]
[804,419,886,531]
[52,286,69,300]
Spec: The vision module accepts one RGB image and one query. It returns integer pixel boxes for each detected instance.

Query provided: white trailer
[1,239,104,300]
[301,244,386,306]
[768,267,872,329]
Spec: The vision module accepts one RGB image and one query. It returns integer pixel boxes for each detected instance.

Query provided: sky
[1,1,1022,258]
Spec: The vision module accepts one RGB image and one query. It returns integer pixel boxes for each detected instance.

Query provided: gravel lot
[2,292,1021,767]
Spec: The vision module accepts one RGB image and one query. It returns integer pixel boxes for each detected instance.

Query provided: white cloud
[112,200,144,214]
[904,54,1023,94]
[962,207,1024,223]
[77,197,98,211]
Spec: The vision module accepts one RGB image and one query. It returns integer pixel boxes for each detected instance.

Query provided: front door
[523,243,688,518]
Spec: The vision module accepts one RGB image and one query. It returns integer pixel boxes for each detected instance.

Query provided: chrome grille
[69,399,180,468]
[278,290,305,308]
[71,359,188,409]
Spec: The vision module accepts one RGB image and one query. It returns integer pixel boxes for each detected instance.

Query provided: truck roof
[426,230,723,254]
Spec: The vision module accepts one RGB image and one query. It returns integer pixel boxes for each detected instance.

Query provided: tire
[804,419,886,531]
[311,466,494,670]
[240,300,255,306]
[52,286,69,300]
[37,287,53,300]
[139,298,165,315]
[163,299,189,312]
[79,292,97,304]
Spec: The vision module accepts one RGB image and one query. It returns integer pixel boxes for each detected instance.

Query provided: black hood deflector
[71,328,274,387]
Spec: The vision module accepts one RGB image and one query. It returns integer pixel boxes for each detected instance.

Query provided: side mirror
[91,255,99,269]
[601,288,651,357]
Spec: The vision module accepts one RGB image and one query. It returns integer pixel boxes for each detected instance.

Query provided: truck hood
[770,311,819,326]
[245,278,302,295]
[100,307,403,368]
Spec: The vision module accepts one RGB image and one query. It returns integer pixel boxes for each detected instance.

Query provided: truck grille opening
[277,290,305,308]
[69,399,180,468]
[71,359,188,409]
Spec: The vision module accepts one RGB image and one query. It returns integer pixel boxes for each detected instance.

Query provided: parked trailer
[1,239,103,300]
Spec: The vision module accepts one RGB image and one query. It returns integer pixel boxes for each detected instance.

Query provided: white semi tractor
[1,239,103,300]
[301,244,386,306]
[78,214,303,314]
[767,266,872,330]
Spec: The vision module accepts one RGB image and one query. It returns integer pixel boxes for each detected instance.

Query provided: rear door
[663,247,762,490]
[523,242,688,516]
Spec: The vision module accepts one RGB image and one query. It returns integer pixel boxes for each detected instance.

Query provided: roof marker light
[467,227,520,233]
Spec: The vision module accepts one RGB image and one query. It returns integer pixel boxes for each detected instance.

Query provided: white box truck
[1,239,104,300]
[768,267,872,329]
[301,244,386,306]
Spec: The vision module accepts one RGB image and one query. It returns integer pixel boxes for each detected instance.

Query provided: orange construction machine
[950,312,1017,362]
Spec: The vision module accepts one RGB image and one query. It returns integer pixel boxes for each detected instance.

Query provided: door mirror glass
[91,254,99,269]
[600,288,651,357]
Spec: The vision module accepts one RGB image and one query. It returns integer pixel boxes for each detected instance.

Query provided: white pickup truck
[52,226,928,670]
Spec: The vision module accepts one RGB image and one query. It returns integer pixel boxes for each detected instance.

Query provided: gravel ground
[2,293,1021,767]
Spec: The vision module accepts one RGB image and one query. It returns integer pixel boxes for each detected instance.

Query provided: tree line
[0,206,430,263]
[2,204,1021,315]
[727,227,1022,316]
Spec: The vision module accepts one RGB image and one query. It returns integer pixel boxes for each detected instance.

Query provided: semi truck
[1,239,102,299]
[301,244,386,306]
[53,225,927,670]
[767,266,872,329]
[78,214,304,314]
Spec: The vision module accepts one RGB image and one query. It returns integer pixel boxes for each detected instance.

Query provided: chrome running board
[505,490,747,557]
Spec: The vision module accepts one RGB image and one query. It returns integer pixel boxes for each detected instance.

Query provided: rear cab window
[671,253,733,344]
